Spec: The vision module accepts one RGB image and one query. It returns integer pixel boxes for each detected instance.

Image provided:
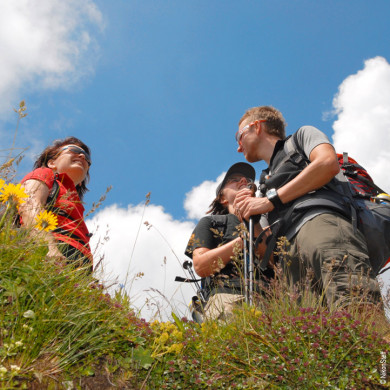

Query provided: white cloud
[87,202,197,321]
[184,172,225,220]
[332,56,390,193]
[0,0,104,116]
[87,171,236,321]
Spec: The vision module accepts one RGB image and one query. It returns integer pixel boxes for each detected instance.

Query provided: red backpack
[337,152,385,198]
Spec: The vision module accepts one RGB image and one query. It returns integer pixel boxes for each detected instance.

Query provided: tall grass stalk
[125,192,151,287]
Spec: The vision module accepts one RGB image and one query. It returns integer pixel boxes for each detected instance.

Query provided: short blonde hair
[239,106,286,139]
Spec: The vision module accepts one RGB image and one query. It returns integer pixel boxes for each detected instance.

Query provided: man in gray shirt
[233,105,380,307]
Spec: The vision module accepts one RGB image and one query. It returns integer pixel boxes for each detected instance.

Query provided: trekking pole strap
[174,276,203,283]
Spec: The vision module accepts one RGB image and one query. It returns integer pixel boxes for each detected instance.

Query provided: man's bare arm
[234,143,340,220]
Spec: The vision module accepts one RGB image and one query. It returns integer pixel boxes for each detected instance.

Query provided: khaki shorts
[203,293,244,321]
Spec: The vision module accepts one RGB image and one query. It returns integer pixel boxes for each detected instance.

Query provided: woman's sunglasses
[56,145,91,166]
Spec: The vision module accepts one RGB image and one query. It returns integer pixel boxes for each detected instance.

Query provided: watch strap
[267,189,283,209]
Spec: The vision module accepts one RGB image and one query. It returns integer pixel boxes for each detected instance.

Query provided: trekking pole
[182,260,206,302]
[243,224,249,304]
[174,260,205,324]
[248,217,254,305]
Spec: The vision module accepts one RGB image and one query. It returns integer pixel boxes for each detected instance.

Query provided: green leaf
[171,312,185,333]
[79,367,94,376]
[132,347,153,369]
[133,336,146,346]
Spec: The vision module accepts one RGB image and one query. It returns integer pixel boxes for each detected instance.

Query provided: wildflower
[0,178,5,189]
[158,332,169,344]
[250,307,262,317]
[10,365,20,372]
[0,366,7,374]
[151,320,160,329]
[167,343,183,354]
[0,183,28,205]
[172,330,183,341]
[34,210,58,232]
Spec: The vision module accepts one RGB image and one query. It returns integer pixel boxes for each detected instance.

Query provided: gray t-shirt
[282,126,336,239]
[293,125,332,159]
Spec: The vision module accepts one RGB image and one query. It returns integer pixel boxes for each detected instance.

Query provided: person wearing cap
[19,136,93,270]
[233,105,381,307]
[184,163,272,321]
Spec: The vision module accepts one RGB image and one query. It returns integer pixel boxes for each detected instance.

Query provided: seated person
[19,137,93,270]
[184,162,273,321]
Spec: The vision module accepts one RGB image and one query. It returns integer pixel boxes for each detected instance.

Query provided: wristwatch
[266,188,283,209]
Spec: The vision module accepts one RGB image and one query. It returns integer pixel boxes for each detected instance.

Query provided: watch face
[267,189,277,199]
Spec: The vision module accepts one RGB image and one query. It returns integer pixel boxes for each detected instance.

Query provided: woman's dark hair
[33,136,91,199]
[206,192,229,215]
[206,183,257,215]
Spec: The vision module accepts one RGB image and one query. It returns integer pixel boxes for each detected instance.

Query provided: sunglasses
[235,119,267,145]
[57,145,91,166]
[225,175,254,185]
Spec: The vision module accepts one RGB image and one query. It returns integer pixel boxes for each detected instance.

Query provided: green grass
[0,161,389,388]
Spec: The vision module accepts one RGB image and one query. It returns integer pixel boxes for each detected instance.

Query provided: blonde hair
[239,106,286,139]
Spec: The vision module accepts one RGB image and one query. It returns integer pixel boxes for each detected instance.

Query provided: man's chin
[244,154,256,163]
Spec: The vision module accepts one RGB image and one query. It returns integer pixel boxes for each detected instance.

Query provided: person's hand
[234,189,274,220]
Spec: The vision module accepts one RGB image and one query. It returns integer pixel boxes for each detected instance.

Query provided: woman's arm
[192,237,243,278]
[19,179,65,260]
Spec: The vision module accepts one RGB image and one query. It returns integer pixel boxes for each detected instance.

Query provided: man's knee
[320,249,381,306]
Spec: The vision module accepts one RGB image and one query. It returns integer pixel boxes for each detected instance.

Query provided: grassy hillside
[0,146,389,388]
[0,207,389,388]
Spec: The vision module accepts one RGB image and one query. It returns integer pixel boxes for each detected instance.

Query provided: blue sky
[1,1,390,319]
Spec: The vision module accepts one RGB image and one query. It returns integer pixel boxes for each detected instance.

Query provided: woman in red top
[20,137,93,270]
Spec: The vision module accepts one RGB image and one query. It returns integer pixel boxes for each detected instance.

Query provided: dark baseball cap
[215,162,256,196]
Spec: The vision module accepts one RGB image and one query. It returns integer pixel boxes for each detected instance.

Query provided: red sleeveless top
[21,168,92,262]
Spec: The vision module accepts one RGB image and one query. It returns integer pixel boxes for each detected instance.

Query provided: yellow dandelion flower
[35,210,58,232]
[0,179,5,189]
[0,183,28,205]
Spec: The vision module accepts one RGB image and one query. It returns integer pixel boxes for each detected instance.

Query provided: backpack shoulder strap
[284,130,307,158]
[284,133,297,154]
[46,173,60,209]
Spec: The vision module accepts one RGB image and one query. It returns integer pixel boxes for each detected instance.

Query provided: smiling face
[47,144,90,186]
[236,119,260,163]
[220,174,252,212]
